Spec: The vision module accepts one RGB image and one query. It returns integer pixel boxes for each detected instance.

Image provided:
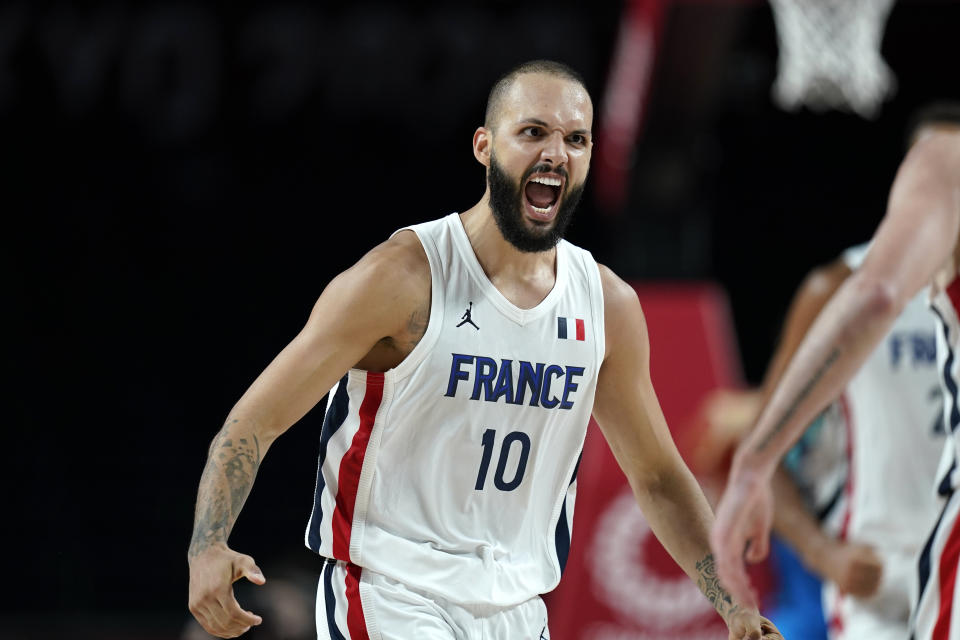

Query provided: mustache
[522,164,568,183]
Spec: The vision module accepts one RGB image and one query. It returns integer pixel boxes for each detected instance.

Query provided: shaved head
[484,60,588,130]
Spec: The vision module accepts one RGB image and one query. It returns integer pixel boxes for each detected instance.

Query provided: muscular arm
[761,259,850,566]
[761,258,885,595]
[592,268,771,636]
[187,231,430,637]
[188,425,264,561]
[688,260,849,478]
[739,130,960,475]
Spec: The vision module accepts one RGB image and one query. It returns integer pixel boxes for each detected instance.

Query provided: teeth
[531,176,561,187]
[531,205,552,214]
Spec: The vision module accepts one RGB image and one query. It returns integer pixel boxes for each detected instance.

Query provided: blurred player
[710,106,960,639]
[693,240,943,639]
[187,60,781,640]
[768,242,944,640]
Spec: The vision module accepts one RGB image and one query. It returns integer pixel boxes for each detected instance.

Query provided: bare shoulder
[314,229,432,370]
[598,263,642,318]
[597,264,647,361]
[346,229,430,292]
[307,229,430,342]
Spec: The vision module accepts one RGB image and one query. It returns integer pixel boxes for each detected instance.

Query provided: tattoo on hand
[188,420,261,559]
[754,347,841,453]
[696,553,741,619]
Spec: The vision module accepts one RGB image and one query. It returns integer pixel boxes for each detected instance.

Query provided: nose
[540,130,568,167]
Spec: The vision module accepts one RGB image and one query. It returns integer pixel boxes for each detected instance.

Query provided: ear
[473,127,491,167]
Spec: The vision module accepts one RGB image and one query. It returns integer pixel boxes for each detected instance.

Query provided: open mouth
[523,174,563,220]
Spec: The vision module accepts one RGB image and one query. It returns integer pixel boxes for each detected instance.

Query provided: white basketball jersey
[819,245,947,636]
[839,244,944,554]
[304,213,605,607]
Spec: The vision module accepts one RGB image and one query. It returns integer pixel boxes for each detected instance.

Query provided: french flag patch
[558,316,585,341]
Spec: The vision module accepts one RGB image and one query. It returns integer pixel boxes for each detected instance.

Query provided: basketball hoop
[769,0,897,119]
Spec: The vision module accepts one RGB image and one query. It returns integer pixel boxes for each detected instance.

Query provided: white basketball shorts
[315,559,550,640]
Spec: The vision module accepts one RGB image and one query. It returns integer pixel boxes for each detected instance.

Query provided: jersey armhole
[388,224,445,381]
[581,247,607,367]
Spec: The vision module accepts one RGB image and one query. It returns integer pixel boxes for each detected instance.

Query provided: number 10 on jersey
[475,428,531,491]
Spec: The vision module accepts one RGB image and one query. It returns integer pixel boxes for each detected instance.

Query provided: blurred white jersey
[304,213,605,611]
[912,273,960,640]
[837,243,943,553]
[823,244,945,640]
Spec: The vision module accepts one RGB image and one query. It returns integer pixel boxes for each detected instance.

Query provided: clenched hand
[188,544,265,638]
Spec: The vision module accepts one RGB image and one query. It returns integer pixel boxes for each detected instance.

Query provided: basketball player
[693,242,942,639]
[187,60,782,639]
[767,243,945,639]
[709,106,960,640]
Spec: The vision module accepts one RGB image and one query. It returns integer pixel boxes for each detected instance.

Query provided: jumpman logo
[457,301,479,330]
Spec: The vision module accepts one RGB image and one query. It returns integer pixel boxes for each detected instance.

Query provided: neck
[460,195,557,276]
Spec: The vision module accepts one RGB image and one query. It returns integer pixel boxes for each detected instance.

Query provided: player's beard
[488,153,584,253]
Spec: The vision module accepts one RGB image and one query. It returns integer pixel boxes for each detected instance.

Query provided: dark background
[5,1,958,637]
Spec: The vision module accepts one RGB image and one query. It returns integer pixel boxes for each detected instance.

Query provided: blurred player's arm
[691,257,851,476]
[712,128,960,606]
[763,256,883,596]
[592,267,781,640]
[187,231,429,639]
[771,467,882,597]
[738,130,960,476]
[759,258,851,397]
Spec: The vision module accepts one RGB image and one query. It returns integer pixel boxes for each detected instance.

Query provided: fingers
[193,592,262,638]
[217,590,264,630]
[726,611,766,640]
[745,487,774,565]
[192,601,252,638]
[845,572,881,597]
[734,621,762,640]
[760,617,785,640]
[732,615,784,640]
[188,549,264,638]
[716,547,757,609]
[711,516,757,607]
[853,547,883,597]
[832,543,883,597]
[233,553,266,586]
[744,533,769,564]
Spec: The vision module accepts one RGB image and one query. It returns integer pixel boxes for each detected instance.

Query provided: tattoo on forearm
[696,553,741,619]
[753,347,841,453]
[188,420,261,559]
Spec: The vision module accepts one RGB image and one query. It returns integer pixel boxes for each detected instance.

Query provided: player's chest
[429,299,597,411]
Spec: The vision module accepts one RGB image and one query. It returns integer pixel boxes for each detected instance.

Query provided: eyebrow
[520,118,592,137]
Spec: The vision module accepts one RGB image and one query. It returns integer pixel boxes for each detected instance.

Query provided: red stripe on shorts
[575,318,585,341]
[933,512,960,640]
[332,372,384,562]
[345,563,370,640]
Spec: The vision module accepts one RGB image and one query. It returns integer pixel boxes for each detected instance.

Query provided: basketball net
[769,0,897,119]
